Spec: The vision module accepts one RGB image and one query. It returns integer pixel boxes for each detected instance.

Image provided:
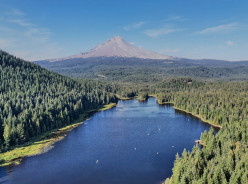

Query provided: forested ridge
[0,50,117,152]
[151,78,248,183]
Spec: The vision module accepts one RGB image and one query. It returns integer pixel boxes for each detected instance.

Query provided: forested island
[0,50,248,183]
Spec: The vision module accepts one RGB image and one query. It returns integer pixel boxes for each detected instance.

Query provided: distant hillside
[0,50,117,152]
[34,36,248,82]
[35,57,195,82]
[35,56,248,82]
[178,58,248,67]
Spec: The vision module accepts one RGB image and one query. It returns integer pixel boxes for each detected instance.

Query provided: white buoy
[96,160,99,164]
[172,146,174,148]
[134,147,136,150]
[157,152,159,155]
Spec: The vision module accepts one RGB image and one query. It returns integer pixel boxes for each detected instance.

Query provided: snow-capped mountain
[48,36,173,62]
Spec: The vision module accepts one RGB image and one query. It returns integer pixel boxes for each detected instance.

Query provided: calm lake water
[0,98,216,184]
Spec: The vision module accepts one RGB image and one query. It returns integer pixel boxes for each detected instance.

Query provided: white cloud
[226,41,235,46]
[9,19,33,27]
[197,22,241,34]
[160,48,180,54]
[4,8,25,16]
[144,25,181,37]
[163,16,185,22]
[0,8,63,61]
[124,21,146,31]
[10,8,25,16]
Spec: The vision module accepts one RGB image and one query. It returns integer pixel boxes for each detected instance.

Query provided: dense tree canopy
[152,78,248,183]
[0,50,117,151]
[1,50,248,183]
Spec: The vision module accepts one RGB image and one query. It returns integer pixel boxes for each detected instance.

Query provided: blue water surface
[0,98,215,184]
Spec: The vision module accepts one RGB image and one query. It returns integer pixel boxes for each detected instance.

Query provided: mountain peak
[109,36,123,41]
[47,36,173,62]
[107,36,126,45]
[80,36,172,60]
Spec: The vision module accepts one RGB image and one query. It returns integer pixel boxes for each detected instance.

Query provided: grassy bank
[116,94,133,100]
[0,103,116,167]
[134,96,146,102]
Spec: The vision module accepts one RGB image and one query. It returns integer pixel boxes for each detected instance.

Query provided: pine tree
[16,123,26,144]
[3,124,11,149]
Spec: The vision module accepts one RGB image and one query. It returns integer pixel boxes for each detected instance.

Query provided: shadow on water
[0,167,9,184]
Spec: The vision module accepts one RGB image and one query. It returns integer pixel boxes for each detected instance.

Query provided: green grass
[116,94,133,100]
[0,103,116,167]
[134,96,147,102]
[100,103,117,111]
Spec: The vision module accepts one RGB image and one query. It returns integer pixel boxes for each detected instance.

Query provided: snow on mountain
[48,36,173,62]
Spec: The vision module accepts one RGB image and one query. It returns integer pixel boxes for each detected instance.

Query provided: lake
[0,97,216,184]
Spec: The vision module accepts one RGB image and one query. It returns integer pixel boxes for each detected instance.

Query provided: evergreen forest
[1,51,248,183]
[0,50,117,152]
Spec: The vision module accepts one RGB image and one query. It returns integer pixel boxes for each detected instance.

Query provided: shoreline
[117,95,222,130]
[1,95,222,184]
[135,95,148,102]
[1,96,222,168]
[117,95,221,129]
[117,95,149,102]
[173,106,222,129]
[156,100,222,129]
[0,103,117,167]
[115,94,133,100]
[157,98,222,184]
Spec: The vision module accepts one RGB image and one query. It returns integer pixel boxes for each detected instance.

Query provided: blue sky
[0,0,248,61]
